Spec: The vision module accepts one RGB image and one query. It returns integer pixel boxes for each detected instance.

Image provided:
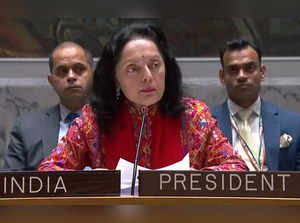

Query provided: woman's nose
[142,65,153,82]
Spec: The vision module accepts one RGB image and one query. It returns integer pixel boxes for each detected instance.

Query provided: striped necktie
[238,109,259,163]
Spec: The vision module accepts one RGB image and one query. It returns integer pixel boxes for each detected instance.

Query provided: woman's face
[115,38,166,107]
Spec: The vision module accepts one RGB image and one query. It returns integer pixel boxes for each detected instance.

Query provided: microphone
[131,106,147,195]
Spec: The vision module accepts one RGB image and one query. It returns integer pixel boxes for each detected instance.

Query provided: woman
[38,23,247,171]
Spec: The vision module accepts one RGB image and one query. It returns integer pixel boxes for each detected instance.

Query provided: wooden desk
[0,196,299,223]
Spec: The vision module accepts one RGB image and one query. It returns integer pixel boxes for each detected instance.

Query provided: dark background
[1,1,300,57]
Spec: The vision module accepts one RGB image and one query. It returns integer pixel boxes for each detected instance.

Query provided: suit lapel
[261,101,280,170]
[41,105,60,158]
[214,101,233,144]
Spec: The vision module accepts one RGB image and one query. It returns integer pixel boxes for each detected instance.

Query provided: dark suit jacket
[211,100,300,171]
[3,105,60,170]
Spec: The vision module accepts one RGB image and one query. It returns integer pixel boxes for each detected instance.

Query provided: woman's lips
[141,88,155,93]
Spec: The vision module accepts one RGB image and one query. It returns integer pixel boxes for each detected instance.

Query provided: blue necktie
[65,112,80,128]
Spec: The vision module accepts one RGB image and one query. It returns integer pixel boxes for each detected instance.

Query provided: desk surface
[0,196,300,206]
[0,196,299,223]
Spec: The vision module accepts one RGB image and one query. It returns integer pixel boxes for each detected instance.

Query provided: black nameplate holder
[0,170,120,197]
[139,171,300,198]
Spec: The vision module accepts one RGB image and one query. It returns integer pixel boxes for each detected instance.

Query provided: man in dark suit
[211,38,300,171]
[3,41,94,170]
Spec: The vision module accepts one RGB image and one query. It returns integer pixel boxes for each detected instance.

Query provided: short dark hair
[219,39,262,67]
[49,41,94,73]
[90,23,184,133]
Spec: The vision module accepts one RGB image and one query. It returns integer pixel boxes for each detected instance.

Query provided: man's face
[219,46,266,108]
[48,46,93,108]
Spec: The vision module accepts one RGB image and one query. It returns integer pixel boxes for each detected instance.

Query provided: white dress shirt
[58,104,80,143]
[227,97,267,171]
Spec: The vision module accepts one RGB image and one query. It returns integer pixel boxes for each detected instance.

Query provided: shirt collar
[59,104,81,121]
[227,96,261,117]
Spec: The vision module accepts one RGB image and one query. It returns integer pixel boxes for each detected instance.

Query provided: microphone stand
[131,106,147,195]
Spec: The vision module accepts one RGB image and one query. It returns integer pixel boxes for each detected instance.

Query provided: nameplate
[0,170,120,197]
[139,171,300,197]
